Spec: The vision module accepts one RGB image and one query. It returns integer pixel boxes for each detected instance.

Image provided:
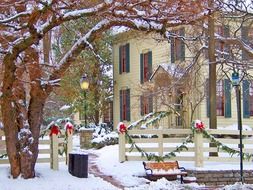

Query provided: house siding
[113,26,253,129]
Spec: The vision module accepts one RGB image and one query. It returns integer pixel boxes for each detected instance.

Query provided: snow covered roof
[149,63,184,81]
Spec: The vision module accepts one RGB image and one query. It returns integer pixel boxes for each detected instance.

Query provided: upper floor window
[216,25,230,58]
[119,43,130,74]
[242,26,253,60]
[140,51,152,83]
[171,28,185,63]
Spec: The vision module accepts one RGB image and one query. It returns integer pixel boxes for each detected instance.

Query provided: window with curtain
[140,94,153,116]
[120,89,130,121]
[216,80,224,116]
[140,51,152,84]
[171,28,185,63]
[119,43,130,74]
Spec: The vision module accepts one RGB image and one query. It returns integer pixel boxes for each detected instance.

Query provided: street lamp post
[80,74,89,127]
[232,71,244,183]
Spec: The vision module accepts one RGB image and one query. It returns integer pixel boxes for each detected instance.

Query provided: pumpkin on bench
[143,161,187,183]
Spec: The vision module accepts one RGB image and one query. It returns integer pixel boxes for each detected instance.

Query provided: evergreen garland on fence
[128,111,171,130]
[125,132,193,162]
[123,119,253,162]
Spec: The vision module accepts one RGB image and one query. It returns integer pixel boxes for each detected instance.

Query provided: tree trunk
[208,0,218,157]
[1,54,21,178]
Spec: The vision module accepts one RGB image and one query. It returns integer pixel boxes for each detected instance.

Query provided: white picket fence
[0,129,73,170]
[119,129,253,167]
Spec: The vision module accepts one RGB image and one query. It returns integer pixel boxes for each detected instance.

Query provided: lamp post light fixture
[80,74,89,128]
[231,71,244,183]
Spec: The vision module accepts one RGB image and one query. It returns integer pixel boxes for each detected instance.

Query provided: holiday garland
[128,111,172,130]
[120,118,253,162]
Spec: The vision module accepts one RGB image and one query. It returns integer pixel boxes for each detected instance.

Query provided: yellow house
[112,24,253,129]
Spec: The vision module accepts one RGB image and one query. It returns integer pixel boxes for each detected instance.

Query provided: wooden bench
[143,161,187,183]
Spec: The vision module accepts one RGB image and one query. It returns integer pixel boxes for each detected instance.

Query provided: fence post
[66,131,73,165]
[194,132,203,167]
[50,134,59,170]
[158,132,163,157]
[119,133,126,162]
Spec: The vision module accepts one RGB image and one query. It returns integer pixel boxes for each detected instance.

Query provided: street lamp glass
[80,76,89,90]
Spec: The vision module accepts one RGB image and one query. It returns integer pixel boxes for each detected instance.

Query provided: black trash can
[68,153,88,178]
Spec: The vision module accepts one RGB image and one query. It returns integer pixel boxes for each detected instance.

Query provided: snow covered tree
[0,0,219,179]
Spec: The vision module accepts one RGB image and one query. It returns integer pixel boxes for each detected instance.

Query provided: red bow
[66,124,74,134]
[196,122,204,130]
[119,123,127,134]
[50,125,60,136]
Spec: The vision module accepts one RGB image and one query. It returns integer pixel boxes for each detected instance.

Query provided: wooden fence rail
[0,129,73,170]
[119,129,253,167]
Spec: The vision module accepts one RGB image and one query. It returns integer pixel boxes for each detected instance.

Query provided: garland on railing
[126,132,193,162]
[118,122,193,162]
[198,127,253,161]
[127,111,171,130]
[119,119,253,162]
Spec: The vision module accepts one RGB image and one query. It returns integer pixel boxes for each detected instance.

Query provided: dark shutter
[140,53,144,84]
[120,90,123,121]
[119,46,122,74]
[180,28,185,61]
[241,26,249,60]
[140,95,144,116]
[126,43,130,73]
[126,89,131,121]
[243,80,250,118]
[171,34,175,63]
[149,95,153,113]
[148,51,152,80]
[206,79,210,117]
[224,79,231,118]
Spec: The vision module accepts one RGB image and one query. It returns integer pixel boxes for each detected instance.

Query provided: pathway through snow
[88,153,123,189]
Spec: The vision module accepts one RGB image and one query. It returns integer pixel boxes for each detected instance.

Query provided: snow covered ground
[1,135,253,190]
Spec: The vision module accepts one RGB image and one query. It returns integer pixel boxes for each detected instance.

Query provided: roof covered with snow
[150,63,184,81]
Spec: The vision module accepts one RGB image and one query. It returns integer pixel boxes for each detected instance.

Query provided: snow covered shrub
[91,132,118,149]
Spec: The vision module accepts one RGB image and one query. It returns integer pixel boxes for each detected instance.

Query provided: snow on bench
[143,161,188,183]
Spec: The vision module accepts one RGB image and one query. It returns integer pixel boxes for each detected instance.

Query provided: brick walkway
[88,153,124,189]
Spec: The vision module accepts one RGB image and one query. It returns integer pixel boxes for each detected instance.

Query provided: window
[120,89,130,121]
[242,26,253,60]
[175,89,184,126]
[216,25,230,58]
[206,79,231,117]
[249,83,253,116]
[216,26,224,53]
[140,51,152,83]
[244,80,253,117]
[119,43,130,74]
[171,28,185,63]
[216,80,224,116]
[140,94,153,116]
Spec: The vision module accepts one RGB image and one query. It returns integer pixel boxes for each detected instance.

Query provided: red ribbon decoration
[119,123,127,134]
[196,121,204,131]
[49,125,60,136]
[66,123,74,134]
